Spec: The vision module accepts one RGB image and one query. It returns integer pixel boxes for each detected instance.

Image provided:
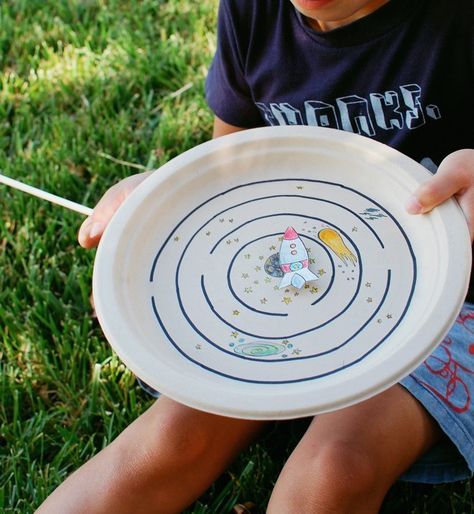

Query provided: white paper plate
[93,126,471,419]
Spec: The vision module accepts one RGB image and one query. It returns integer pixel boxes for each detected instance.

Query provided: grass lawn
[0,1,472,512]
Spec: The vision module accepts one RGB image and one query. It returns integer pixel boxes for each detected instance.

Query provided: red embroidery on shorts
[419,337,474,414]
[457,310,474,335]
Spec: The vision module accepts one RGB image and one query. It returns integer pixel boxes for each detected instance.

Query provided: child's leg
[267,384,441,514]
[36,396,267,514]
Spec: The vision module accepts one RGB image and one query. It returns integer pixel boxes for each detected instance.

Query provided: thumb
[406,149,474,215]
[78,171,152,248]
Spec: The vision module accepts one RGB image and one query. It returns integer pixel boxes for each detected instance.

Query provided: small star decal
[205,231,211,236]
[242,273,249,279]
[318,268,326,275]
[386,314,393,319]
[366,297,373,303]
[228,218,233,223]
[282,297,292,305]
[269,245,276,251]
[255,266,262,272]
[233,310,240,316]
[292,349,302,355]
[260,298,268,304]
[296,185,304,190]
[244,287,253,294]
[195,344,201,350]
[259,255,264,260]
[352,227,358,232]
[244,254,251,259]
[231,331,238,338]
[226,240,232,245]
[310,287,319,294]
[219,218,225,223]
[377,319,382,324]
[365,282,372,287]
[264,277,272,283]
[174,236,179,242]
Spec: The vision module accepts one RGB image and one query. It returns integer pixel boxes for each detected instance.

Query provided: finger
[78,215,104,248]
[406,168,468,214]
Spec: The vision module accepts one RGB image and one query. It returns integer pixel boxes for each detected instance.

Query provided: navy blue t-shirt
[205,0,474,300]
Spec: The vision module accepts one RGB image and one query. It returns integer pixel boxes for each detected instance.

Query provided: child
[38,1,474,512]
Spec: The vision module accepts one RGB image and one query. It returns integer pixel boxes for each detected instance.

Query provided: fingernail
[89,221,103,239]
[405,196,423,214]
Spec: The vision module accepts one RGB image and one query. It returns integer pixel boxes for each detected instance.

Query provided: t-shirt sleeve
[205,0,263,128]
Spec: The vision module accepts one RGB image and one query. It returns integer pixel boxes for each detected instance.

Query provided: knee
[311,440,380,498]
[129,404,215,470]
[272,440,382,512]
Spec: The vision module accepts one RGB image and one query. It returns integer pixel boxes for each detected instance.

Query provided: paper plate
[93,126,471,419]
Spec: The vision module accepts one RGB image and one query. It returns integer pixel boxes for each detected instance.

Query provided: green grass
[0,1,472,513]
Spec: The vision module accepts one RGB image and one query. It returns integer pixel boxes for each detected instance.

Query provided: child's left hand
[406,149,474,241]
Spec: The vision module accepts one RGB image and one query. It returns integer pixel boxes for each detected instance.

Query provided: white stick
[0,173,93,217]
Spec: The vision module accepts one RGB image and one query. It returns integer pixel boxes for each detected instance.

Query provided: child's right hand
[78,171,152,248]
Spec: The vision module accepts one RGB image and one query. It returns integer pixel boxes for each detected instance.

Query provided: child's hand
[406,149,474,241]
[78,171,152,248]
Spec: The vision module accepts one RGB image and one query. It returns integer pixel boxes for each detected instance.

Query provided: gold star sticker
[231,332,238,338]
[318,269,326,276]
[174,236,179,242]
[233,310,240,316]
[255,266,261,272]
[310,287,319,294]
[278,236,284,241]
[282,297,292,305]
[309,258,316,264]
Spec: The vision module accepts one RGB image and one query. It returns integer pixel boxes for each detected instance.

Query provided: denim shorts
[399,302,474,483]
[137,303,474,484]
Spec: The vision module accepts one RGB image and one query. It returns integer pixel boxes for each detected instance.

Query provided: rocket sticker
[278,227,319,289]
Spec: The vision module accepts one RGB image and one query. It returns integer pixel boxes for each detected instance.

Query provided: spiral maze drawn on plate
[149,179,417,384]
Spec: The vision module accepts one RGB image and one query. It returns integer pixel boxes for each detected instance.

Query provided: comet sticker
[278,226,319,289]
